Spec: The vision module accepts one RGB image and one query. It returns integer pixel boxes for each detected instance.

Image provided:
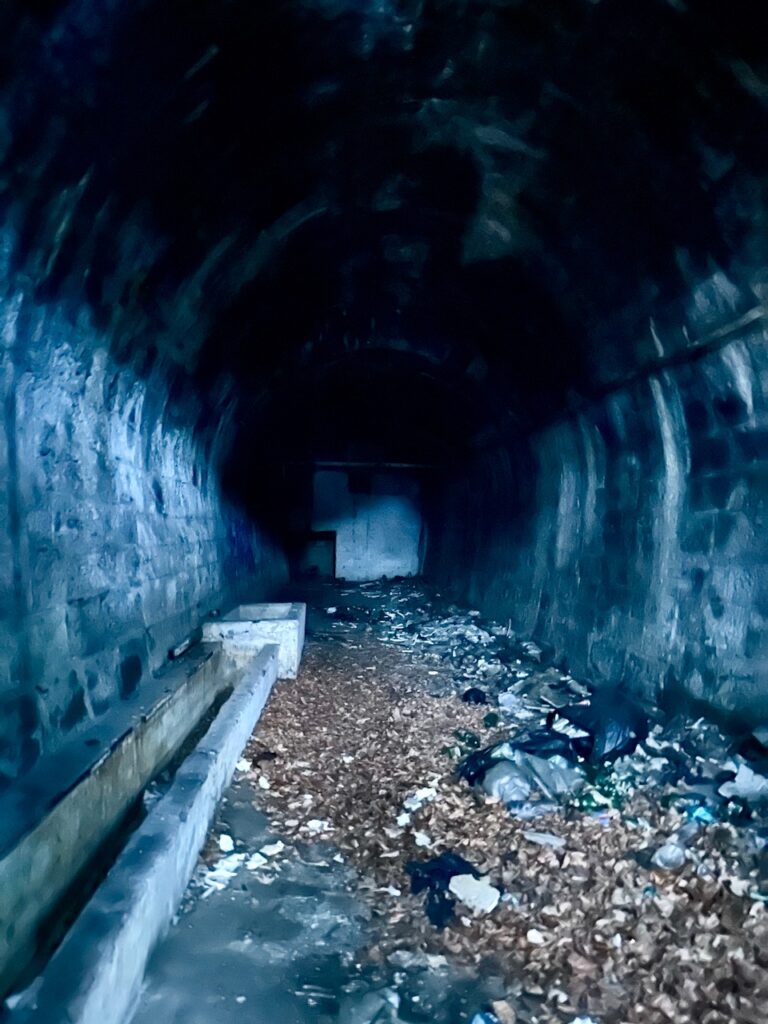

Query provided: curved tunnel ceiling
[1,0,767,476]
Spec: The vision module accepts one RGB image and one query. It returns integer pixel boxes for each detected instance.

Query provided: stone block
[202,602,306,679]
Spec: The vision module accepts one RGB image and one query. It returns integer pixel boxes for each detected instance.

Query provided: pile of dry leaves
[245,637,768,1024]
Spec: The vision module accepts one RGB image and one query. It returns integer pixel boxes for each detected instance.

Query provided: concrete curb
[13,643,279,1024]
[0,645,234,995]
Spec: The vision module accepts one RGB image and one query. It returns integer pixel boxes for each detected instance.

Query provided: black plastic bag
[406,851,480,928]
[558,689,648,763]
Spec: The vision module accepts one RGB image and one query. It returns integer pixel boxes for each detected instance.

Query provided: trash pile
[323,580,560,702]
[243,582,768,1024]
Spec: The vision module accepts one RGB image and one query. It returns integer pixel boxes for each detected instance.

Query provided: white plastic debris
[550,718,590,739]
[413,831,432,847]
[258,775,271,790]
[448,874,501,915]
[526,928,546,945]
[235,757,251,772]
[305,818,332,834]
[403,786,438,811]
[396,811,412,827]
[522,830,566,849]
[388,950,448,970]
[205,852,246,891]
[245,852,268,870]
[718,762,768,801]
[651,842,687,871]
[482,762,531,803]
[326,607,337,614]
[260,840,285,857]
[218,834,235,853]
[498,691,524,713]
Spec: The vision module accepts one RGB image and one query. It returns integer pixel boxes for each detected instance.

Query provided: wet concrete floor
[131,776,370,1024]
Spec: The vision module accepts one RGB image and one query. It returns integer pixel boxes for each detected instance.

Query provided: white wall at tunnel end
[312,469,423,581]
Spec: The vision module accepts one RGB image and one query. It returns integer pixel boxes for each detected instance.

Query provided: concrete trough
[0,644,236,998]
[202,601,306,678]
[11,642,279,1024]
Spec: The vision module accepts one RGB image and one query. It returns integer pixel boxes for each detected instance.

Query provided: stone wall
[0,252,287,787]
[428,319,768,722]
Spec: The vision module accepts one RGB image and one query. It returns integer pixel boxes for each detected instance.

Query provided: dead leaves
[245,637,768,1024]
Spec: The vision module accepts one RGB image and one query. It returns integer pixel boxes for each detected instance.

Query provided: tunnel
[1,1,768,1022]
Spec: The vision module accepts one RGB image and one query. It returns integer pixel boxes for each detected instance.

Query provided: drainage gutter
[12,642,279,1024]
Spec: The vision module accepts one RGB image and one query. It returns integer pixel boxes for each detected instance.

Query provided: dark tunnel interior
[1,0,768,788]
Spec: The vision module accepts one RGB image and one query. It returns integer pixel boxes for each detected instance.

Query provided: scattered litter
[259,840,285,857]
[555,688,648,762]
[522,830,566,849]
[305,818,332,834]
[462,687,488,705]
[142,778,166,812]
[257,775,270,790]
[718,760,768,801]
[690,805,717,824]
[651,841,687,872]
[403,786,439,811]
[498,691,523,714]
[470,746,584,813]
[235,757,251,772]
[448,873,501,915]
[387,949,448,970]
[406,851,480,928]
[245,852,268,870]
[521,641,542,661]
[218,834,234,853]
[203,852,246,892]
[526,928,546,945]
[482,761,531,804]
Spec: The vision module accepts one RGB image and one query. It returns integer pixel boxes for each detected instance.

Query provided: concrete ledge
[0,645,236,996]
[12,643,279,1024]
[203,601,306,678]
